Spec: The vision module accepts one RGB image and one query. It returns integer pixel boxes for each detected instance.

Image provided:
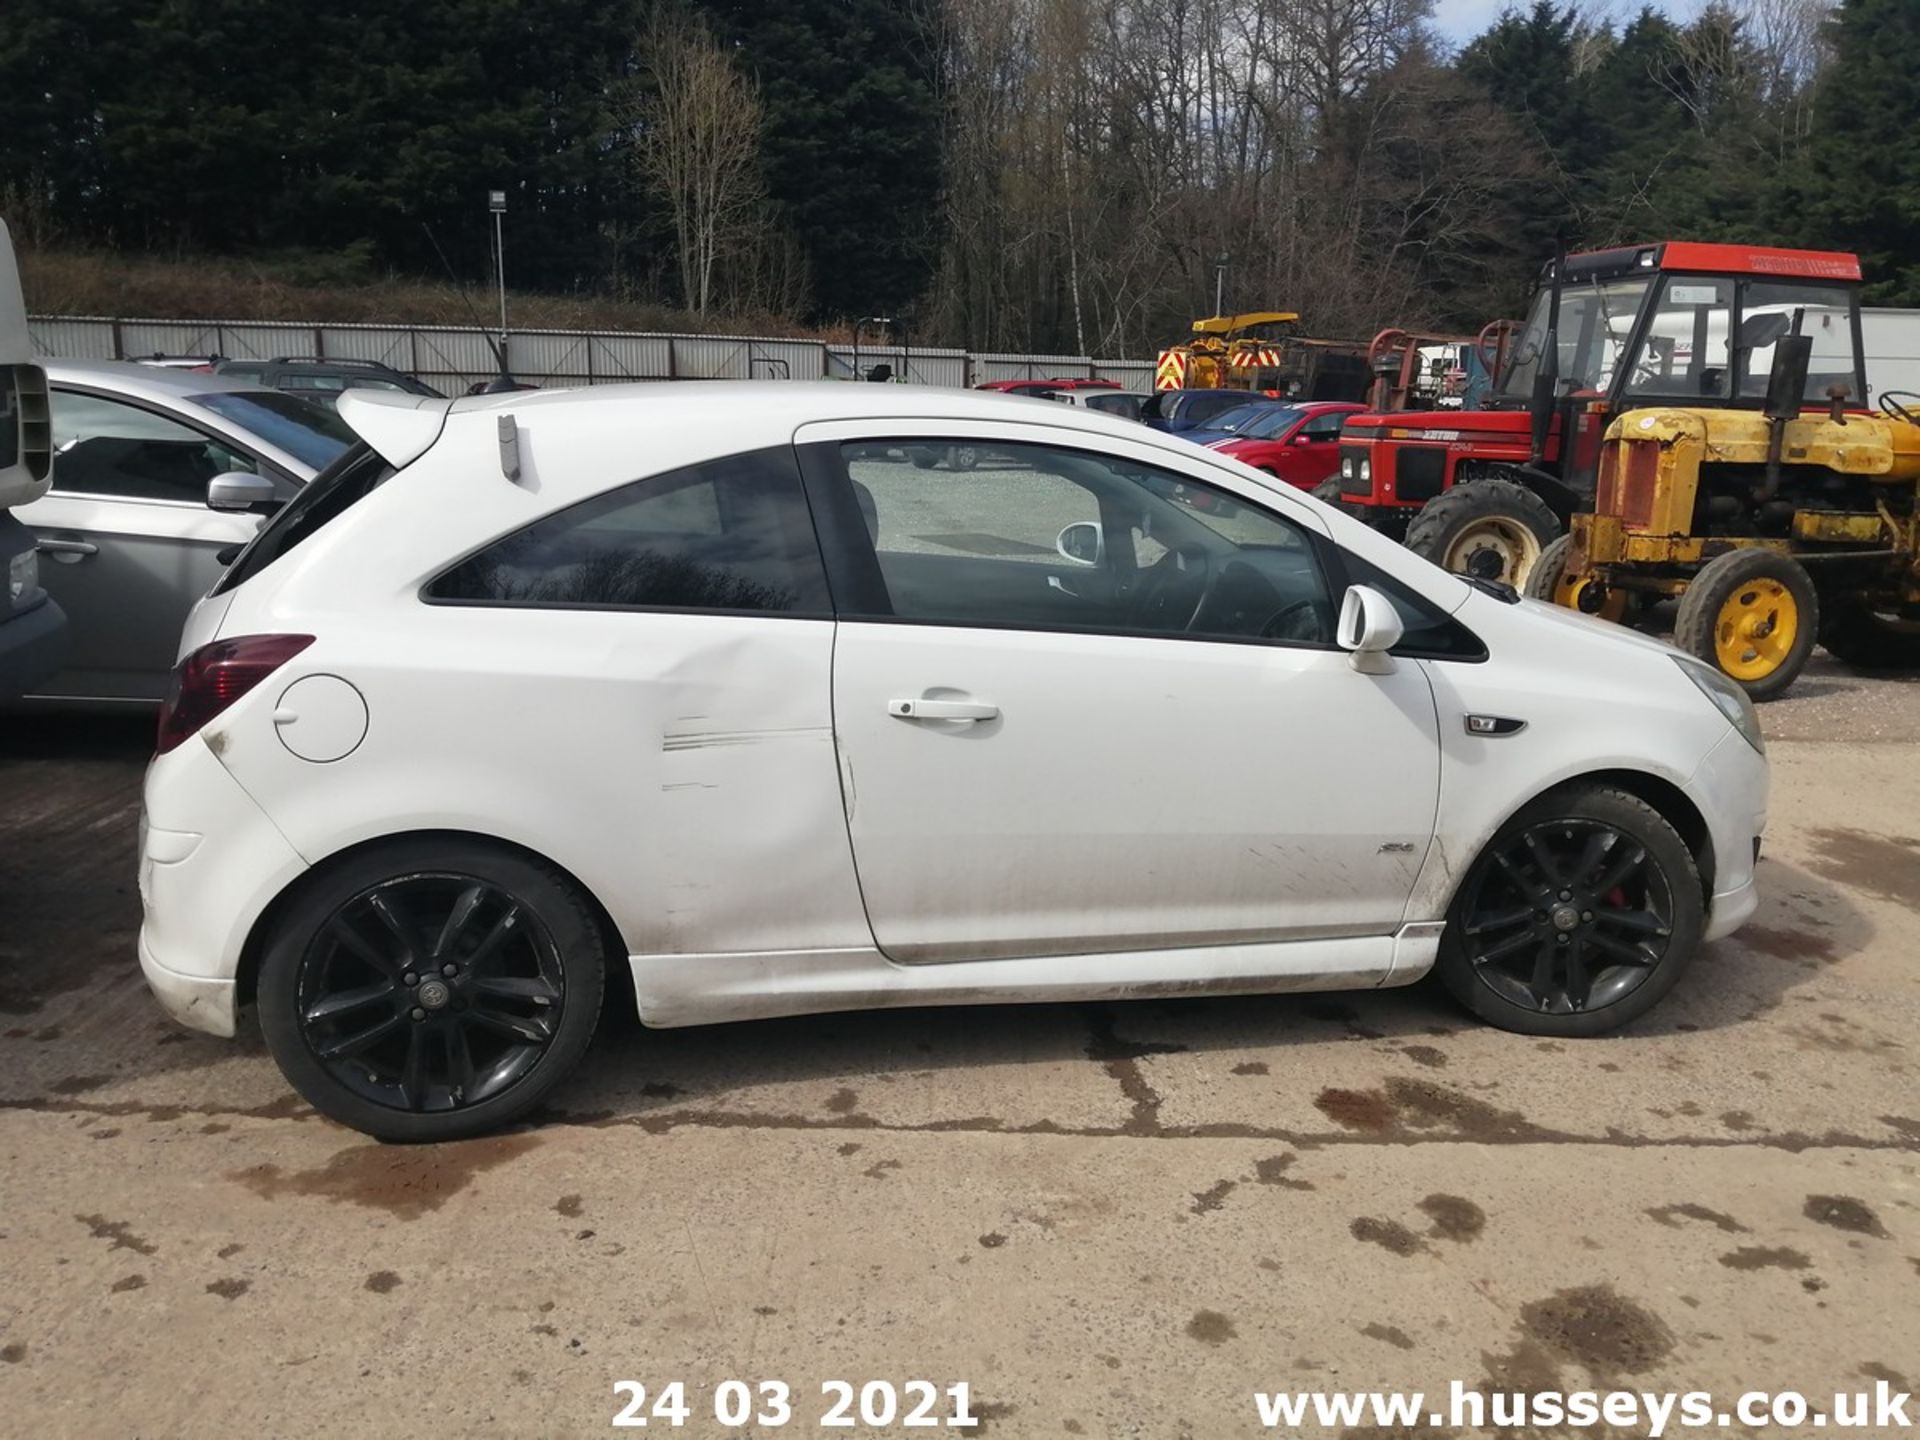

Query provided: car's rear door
[797,420,1444,965]
[18,387,272,701]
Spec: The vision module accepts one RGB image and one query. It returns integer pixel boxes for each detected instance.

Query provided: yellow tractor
[1530,281,1920,700]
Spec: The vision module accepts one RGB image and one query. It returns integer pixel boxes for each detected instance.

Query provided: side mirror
[1337,584,1404,673]
[1056,521,1105,567]
[206,471,280,513]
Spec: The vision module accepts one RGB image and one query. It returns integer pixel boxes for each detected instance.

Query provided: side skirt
[628,923,1446,1029]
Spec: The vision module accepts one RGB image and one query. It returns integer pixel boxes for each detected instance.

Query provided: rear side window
[426,447,830,615]
[214,442,393,595]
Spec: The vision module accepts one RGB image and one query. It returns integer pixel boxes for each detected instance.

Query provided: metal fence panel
[219,324,316,360]
[29,315,1148,395]
[28,317,115,358]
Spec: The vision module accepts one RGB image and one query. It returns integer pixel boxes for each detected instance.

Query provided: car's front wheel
[1435,785,1704,1038]
[257,838,607,1142]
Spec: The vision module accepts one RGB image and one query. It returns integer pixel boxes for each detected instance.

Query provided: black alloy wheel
[1436,786,1704,1037]
[297,874,563,1113]
[259,839,606,1141]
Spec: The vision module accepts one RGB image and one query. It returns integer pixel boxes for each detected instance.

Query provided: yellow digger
[1529,268,1920,700]
[1154,312,1371,400]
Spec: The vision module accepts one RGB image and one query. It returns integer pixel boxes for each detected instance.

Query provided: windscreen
[1497,274,1653,400]
[191,390,355,471]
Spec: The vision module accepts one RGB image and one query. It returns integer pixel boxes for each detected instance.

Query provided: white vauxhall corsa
[137,383,1767,1141]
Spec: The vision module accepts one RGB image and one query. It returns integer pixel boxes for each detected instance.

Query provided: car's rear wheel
[1435,786,1704,1038]
[258,838,606,1142]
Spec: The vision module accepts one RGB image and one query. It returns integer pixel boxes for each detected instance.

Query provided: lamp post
[1212,254,1230,320]
[488,189,508,376]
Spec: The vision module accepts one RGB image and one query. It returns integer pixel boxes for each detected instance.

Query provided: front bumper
[137,734,309,1038]
[1686,728,1768,943]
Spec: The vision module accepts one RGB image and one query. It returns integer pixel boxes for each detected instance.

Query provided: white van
[0,217,61,701]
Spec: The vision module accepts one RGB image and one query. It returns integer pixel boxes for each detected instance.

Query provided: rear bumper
[139,930,237,1037]
[138,734,309,1037]
[0,593,67,704]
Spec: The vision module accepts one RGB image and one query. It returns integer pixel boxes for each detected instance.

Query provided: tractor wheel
[1674,549,1819,702]
[1819,595,1920,671]
[1524,534,1630,624]
[1405,478,1560,588]
[1309,476,1343,505]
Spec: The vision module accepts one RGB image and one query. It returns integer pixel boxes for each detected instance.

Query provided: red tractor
[1333,242,1869,587]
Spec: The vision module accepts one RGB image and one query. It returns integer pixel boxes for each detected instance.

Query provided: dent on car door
[805,432,1444,965]
[19,389,263,700]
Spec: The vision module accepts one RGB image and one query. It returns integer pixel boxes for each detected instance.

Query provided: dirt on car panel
[228,1132,542,1220]
[1808,827,1920,908]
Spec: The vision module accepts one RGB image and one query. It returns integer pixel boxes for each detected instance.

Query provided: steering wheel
[1129,547,1215,632]
[1879,391,1920,426]
[1261,596,1334,644]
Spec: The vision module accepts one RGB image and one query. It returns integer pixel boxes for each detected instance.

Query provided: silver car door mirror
[206,471,279,513]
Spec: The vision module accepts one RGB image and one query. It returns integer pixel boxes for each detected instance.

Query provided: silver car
[13,360,353,705]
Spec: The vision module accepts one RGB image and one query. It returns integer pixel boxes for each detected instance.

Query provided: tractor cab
[1334,243,1868,585]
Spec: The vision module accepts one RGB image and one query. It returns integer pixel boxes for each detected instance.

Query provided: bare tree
[622,6,769,316]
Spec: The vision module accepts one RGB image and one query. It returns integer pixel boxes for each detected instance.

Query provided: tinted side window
[429,447,830,615]
[51,390,257,500]
[215,442,393,595]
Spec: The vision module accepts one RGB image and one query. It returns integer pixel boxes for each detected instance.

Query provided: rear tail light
[156,634,314,754]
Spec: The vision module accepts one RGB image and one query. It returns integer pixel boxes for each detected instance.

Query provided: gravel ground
[1,661,1916,1439]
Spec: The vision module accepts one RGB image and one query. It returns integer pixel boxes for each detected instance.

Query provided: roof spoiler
[335,389,452,467]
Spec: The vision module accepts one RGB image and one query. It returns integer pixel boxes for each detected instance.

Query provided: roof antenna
[421,222,513,390]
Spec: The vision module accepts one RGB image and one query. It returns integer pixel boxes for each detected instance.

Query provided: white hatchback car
[138,383,1766,1141]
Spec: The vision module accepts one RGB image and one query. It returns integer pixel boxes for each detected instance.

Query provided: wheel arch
[232,828,633,1016]
[1451,767,1716,912]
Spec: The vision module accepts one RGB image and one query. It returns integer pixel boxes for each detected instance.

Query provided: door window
[51,390,258,501]
[835,441,1335,645]
[1296,411,1348,442]
[428,446,831,615]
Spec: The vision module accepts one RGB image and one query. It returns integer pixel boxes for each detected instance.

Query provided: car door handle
[37,538,97,562]
[889,698,999,722]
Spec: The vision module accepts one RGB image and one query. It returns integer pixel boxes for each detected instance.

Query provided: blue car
[1181,401,1302,448]
[1139,388,1272,434]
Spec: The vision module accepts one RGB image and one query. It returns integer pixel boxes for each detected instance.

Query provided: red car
[1198,400,1365,490]
[974,378,1122,397]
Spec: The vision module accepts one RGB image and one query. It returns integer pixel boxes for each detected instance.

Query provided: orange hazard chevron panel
[1155,350,1188,390]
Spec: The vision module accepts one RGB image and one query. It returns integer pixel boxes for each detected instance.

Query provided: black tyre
[1524,532,1635,623]
[1819,595,1920,671]
[257,837,607,1142]
[1436,785,1705,1038]
[1522,533,1571,603]
[1405,478,1560,588]
[1674,548,1818,702]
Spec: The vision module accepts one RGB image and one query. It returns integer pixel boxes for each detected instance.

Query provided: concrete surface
[2,656,1917,1438]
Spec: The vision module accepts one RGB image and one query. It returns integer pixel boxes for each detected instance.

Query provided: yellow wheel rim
[1713,580,1797,680]
[1556,570,1627,624]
